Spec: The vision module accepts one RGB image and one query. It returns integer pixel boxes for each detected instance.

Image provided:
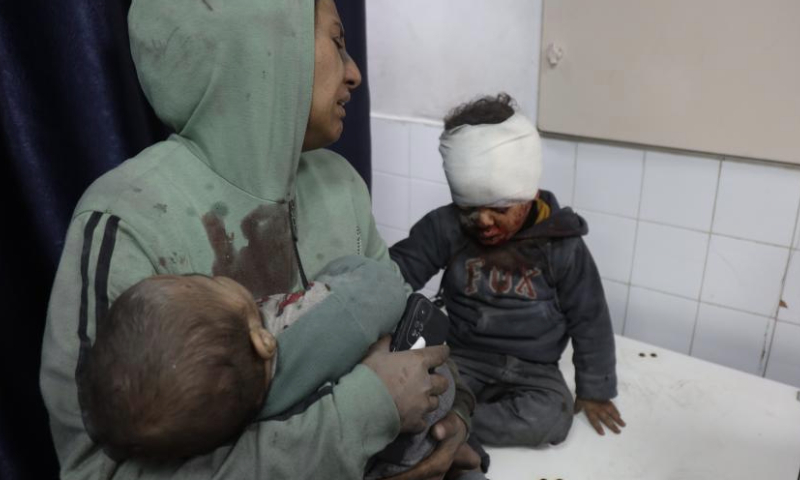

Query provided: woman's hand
[362,336,450,433]
[384,411,480,480]
[574,397,626,435]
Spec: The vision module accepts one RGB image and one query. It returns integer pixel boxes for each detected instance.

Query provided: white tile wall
[794,208,800,250]
[778,251,800,325]
[765,321,800,388]
[639,152,719,231]
[372,172,409,230]
[692,304,772,375]
[712,161,800,247]
[602,278,629,334]
[376,224,409,249]
[541,138,577,206]
[580,210,637,283]
[409,179,452,226]
[369,115,800,383]
[409,123,447,184]
[371,118,410,177]
[701,235,788,317]
[631,222,709,299]
[624,287,698,354]
[574,143,644,218]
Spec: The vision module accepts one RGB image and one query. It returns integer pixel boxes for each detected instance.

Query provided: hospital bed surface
[484,335,800,480]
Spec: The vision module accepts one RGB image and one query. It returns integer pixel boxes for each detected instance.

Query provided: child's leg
[471,382,573,447]
[456,364,488,400]
[452,351,573,448]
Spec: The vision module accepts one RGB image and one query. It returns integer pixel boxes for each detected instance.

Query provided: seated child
[81,255,458,478]
[389,93,625,448]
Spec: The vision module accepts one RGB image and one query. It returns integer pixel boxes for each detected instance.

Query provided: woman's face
[302,0,362,151]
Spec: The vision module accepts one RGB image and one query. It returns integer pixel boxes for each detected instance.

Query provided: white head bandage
[439,112,542,208]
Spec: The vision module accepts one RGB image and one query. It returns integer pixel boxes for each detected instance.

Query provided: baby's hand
[574,398,625,436]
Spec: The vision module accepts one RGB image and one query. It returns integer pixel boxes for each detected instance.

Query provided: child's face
[177,275,278,391]
[458,200,533,246]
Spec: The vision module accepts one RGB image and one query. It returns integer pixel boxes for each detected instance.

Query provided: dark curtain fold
[0,1,371,478]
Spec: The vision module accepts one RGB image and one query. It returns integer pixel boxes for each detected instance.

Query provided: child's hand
[574,398,625,435]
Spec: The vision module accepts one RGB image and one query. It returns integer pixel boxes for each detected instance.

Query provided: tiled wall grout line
[760,320,778,377]
[689,159,724,355]
[569,142,578,206]
[404,125,412,178]
[404,127,413,231]
[373,170,412,182]
[408,176,449,187]
[761,184,800,375]
[620,281,777,321]
[381,115,800,176]
[622,281,697,303]
[620,150,648,335]
[577,206,796,251]
[371,112,443,128]
[603,249,791,315]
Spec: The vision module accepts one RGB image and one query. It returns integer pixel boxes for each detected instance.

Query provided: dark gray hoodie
[390,191,617,400]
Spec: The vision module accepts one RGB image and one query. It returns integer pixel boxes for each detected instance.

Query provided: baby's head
[83,274,276,460]
[440,93,542,246]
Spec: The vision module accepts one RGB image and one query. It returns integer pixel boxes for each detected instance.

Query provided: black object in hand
[390,293,449,352]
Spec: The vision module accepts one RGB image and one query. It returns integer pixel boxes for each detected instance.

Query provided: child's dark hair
[82,276,266,460]
[443,93,516,131]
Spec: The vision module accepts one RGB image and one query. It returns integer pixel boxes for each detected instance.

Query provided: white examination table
[485,336,800,480]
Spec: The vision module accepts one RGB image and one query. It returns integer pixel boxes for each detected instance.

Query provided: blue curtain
[0,1,371,478]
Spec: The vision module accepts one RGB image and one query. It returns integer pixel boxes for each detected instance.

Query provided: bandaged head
[439,113,542,208]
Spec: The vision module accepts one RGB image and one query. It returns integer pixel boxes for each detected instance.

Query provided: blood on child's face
[458,201,533,246]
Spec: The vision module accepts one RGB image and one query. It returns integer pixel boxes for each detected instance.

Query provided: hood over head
[128,0,315,202]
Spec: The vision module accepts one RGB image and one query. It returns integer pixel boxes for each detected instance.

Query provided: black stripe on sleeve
[75,212,104,436]
[94,215,121,328]
[77,212,103,349]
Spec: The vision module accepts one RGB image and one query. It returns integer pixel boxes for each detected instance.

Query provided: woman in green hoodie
[40,0,477,478]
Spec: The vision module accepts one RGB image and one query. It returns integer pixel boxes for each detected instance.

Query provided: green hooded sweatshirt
[40,0,404,477]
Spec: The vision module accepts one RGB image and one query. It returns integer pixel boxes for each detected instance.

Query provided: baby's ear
[249,328,277,360]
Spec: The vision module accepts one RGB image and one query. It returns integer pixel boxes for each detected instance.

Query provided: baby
[81,255,454,477]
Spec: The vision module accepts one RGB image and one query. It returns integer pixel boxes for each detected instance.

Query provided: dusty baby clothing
[253,255,457,478]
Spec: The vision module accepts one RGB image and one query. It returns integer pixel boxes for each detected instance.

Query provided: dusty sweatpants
[452,349,574,448]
